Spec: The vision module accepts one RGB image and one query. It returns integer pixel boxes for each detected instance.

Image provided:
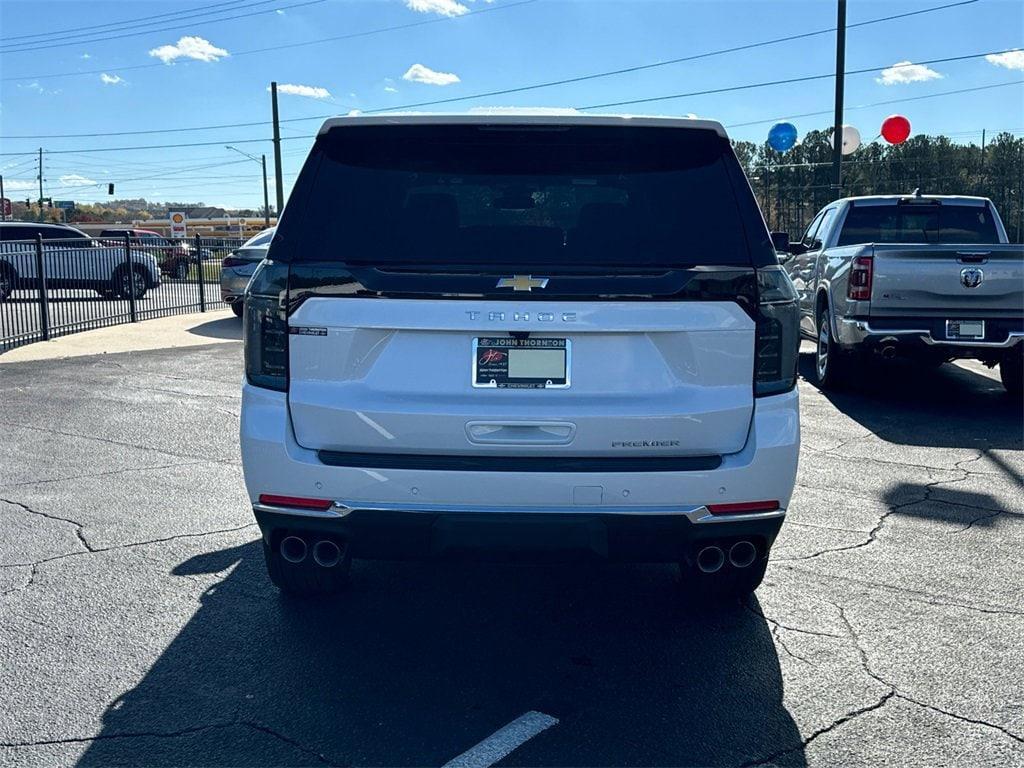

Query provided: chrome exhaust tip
[696,545,725,574]
[728,540,757,569]
[280,535,307,564]
[312,540,342,568]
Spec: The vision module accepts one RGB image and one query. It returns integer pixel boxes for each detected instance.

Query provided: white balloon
[841,125,861,155]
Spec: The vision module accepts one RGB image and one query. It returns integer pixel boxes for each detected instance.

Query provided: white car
[240,113,801,601]
[0,222,161,301]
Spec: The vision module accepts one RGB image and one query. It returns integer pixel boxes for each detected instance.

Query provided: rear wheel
[114,265,148,300]
[814,308,852,389]
[231,301,244,318]
[173,261,189,280]
[1000,351,1023,399]
[263,536,351,597]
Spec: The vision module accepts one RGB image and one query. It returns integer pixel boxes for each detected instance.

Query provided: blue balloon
[767,122,798,152]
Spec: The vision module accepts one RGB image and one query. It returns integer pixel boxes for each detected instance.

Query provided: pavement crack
[0,497,94,552]
[0,722,238,748]
[0,460,207,491]
[242,722,340,766]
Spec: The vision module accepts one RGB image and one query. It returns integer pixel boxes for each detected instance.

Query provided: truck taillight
[754,266,800,397]
[244,261,289,391]
[847,256,873,301]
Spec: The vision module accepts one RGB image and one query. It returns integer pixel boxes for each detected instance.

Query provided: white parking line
[442,711,559,768]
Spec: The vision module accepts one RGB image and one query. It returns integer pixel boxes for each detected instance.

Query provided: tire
[0,265,14,302]
[114,265,148,300]
[174,261,189,280]
[231,301,244,318]
[95,288,114,299]
[813,307,852,389]
[263,537,350,597]
[1000,351,1023,400]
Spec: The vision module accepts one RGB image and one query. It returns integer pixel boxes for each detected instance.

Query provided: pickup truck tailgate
[869,244,1024,316]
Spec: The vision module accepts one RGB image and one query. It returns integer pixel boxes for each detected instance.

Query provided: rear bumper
[240,385,799,562]
[836,316,1024,354]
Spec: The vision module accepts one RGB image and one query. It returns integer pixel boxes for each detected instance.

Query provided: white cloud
[275,8,285,13]
[80,53,91,60]
[384,86,398,93]
[3,179,36,191]
[270,83,332,99]
[148,36,229,64]
[100,73,124,85]
[402,63,460,86]
[876,61,943,85]
[985,49,1024,71]
[405,0,468,16]
[58,174,97,187]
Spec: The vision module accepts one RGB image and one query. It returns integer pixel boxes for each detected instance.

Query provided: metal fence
[1,234,246,353]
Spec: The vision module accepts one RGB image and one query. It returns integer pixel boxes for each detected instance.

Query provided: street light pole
[226,145,271,227]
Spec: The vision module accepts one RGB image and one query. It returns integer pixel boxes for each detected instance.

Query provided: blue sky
[1,0,1022,209]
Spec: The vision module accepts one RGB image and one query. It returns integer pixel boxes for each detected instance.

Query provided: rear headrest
[402,193,459,231]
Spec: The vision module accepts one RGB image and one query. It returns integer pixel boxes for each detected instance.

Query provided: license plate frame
[472,337,570,389]
[946,319,985,340]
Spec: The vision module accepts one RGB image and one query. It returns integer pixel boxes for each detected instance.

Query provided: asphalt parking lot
[1,333,1021,767]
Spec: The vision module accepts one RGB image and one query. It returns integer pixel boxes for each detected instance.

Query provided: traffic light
[46,198,53,209]
[108,183,114,195]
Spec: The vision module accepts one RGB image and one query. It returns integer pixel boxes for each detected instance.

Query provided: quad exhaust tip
[696,545,726,574]
[729,540,757,569]
[280,536,307,564]
[312,540,342,568]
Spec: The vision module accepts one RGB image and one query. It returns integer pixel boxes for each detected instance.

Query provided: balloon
[841,125,861,155]
[767,122,798,152]
[881,114,911,144]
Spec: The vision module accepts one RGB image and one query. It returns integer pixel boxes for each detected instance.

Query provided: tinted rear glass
[837,203,1000,245]
[280,124,762,268]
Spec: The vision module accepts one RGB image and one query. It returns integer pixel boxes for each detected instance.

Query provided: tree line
[733,130,1024,243]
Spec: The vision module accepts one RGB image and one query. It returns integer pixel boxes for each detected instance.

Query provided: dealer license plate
[473,338,570,389]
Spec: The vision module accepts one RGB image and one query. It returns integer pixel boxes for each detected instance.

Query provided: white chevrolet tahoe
[239,113,801,601]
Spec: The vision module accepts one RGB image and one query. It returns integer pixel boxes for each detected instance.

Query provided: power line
[1,50,1019,157]
[0,0,538,79]
[577,49,1020,110]
[0,0,987,141]
[725,79,1024,129]
[0,0,327,55]
[0,0,261,45]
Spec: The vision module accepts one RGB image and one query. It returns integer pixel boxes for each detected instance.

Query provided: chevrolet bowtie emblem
[496,275,549,292]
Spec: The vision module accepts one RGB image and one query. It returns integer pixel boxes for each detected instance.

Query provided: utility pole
[831,0,847,194]
[0,174,6,221]
[271,81,284,216]
[38,147,44,222]
[261,154,270,227]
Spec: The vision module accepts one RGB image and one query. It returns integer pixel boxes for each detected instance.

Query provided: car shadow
[76,543,805,767]
[798,350,1022,454]
[188,316,243,341]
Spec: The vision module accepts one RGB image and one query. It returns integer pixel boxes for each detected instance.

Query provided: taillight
[707,500,781,515]
[847,256,873,301]
[754,266,800,397]
[244,260,289,391]
[258,494,333,510]
[222,255,247,268]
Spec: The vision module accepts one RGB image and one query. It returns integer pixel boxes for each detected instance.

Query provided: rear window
[837,203,1000,246]
[278,124,767,268]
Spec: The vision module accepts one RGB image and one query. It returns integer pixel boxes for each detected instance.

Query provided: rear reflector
[258,494,334,511]
[706,500,780,515]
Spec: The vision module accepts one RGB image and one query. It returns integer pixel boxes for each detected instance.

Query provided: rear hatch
[252,118,793,460]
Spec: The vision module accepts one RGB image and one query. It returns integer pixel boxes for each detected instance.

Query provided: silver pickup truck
[776,194,1023,396]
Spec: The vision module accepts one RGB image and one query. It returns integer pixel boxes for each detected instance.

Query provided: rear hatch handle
[466,421,576,446]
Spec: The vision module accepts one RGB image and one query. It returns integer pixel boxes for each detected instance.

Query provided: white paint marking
[442,711,559,768]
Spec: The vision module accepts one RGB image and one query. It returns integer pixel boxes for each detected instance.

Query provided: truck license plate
[946,320,985,340]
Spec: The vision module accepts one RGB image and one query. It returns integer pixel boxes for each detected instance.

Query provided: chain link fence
[0,234,246,353]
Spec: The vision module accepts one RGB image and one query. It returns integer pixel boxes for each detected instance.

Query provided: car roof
[317,111,728,138]
[1,221,77,228]
[835,194,991,207]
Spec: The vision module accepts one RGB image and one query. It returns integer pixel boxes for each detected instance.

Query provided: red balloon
[881,114,911,144]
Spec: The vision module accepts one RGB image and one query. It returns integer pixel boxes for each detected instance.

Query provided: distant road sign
[169,211,187,239]
[54,200,75,210]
